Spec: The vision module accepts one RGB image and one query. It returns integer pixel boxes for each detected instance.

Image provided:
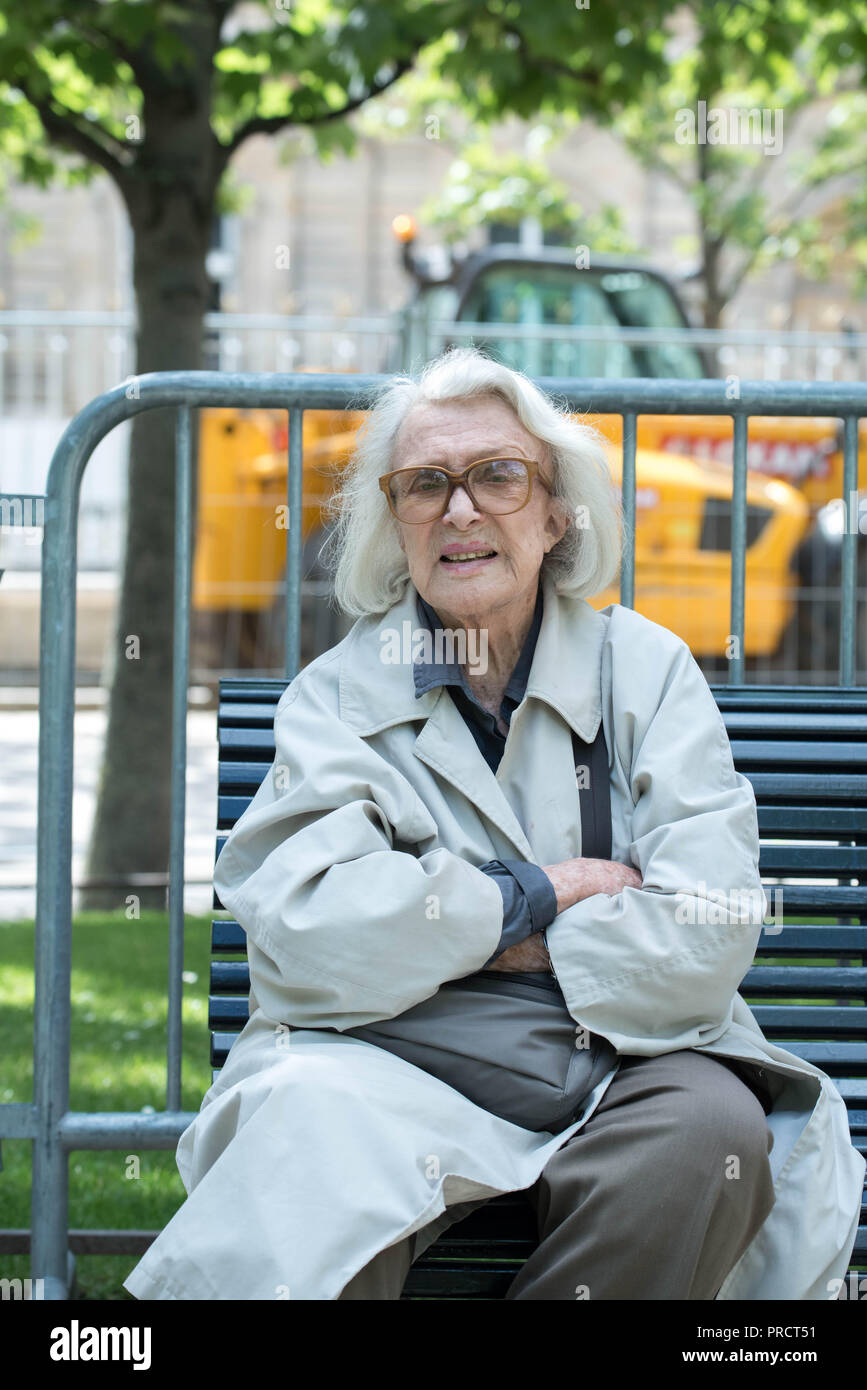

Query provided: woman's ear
[545,496,572,551]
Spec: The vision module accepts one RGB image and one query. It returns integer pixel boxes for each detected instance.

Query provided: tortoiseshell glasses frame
[378,456,554,523]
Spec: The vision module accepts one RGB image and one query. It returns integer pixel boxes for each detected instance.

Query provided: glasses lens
[386,459,534,520]
[468,458,531,513]
[388,468,450,520]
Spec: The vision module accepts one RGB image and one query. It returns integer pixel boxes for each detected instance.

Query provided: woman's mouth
[439,548,498,573]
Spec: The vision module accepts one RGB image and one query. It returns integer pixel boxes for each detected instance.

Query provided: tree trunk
[701,266,726,332]
[81,12,220,910]
[695,140,727,342]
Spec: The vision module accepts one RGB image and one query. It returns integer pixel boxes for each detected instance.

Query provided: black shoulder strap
[572,722,612,861]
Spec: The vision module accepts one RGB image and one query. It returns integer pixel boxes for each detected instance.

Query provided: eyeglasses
[378,457,553,524]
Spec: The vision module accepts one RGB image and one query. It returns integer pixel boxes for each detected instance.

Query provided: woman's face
[390,395,570,628]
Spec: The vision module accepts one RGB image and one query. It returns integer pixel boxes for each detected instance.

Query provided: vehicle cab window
[457,263,706,380]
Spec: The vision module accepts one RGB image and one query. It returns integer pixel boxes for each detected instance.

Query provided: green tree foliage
[613,0,867,326]
[796,90,867,293]
[419,138,635,253]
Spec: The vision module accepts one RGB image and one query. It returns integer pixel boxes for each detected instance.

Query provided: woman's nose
[443,485,481,524]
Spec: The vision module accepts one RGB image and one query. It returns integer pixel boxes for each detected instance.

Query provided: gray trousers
[338,1049,777,1300]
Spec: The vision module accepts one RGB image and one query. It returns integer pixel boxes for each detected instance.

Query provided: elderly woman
[125,347,864,1302]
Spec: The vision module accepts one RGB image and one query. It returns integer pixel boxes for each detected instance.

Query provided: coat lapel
[411,684,536,859]
[338,571,610,864]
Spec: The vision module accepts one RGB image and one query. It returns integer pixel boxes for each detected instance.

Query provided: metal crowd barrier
[0,371,864,1299]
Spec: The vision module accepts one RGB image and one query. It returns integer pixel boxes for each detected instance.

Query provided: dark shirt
[412,583,558,964]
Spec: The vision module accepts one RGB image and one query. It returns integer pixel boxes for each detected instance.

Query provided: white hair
[323,345,624,617]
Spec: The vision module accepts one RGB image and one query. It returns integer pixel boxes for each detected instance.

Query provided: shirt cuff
[478,859,558,966]
[496,859,558,932]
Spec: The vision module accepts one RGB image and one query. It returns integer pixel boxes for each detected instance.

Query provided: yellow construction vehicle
[192,220,864,675]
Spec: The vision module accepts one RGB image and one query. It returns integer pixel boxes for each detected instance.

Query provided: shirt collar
[412,581,544,703]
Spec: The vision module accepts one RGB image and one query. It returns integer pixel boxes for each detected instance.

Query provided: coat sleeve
[545,628,767,1054]
[213,671,505,1030]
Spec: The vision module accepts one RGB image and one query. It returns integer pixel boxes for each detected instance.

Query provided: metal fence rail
[0,370,865,1298]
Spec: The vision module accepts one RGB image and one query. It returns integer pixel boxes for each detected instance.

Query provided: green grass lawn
[0,912,220,1300]
[0,911,857,1300]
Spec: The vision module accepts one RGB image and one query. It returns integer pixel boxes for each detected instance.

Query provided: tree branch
[502,24,601,89]
[720,242,771,306]
[734,91,815,203]
[215,54,417,169]
[205,0,238,19]
[627,141,693,193]
[13,75,134,192]
[60,0,190,92]
[719,175,827,304]
[72,20,174,93]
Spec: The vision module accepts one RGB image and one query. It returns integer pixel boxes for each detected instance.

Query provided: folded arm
[214,677,506,1029]
[543,638,766,1052]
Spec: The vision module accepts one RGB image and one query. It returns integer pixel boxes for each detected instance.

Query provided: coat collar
[339,570,606,743]
[338,571,607,861]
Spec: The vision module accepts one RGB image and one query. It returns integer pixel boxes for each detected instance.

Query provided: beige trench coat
[124,573,865,1301]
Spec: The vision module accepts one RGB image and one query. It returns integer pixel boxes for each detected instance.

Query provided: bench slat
[215,829,867,879]
[834,1081,867,1106]
[722,711,867,736]
[219,727,281,755]
[748,890,867,918]
[218,761,277,787]
[219,795,256,825]
[757,806,867,834]
[758,847,867,874]
[209,995,867,1037]
[729,739,867,767]
[211,960,867,997]
[217,680,867,715]
[219,701,290,727]
[710,685,867,714]
[750,1005,867,1032]
[210,918,867,956]
[402,1266,523,1297]
[219,723,867,768]
[211,919,247,952]
[219,797,867,835]
[743,966,867,995]
[209,1028,867,1070]
[219,679,288,702]
[745,772,867,801]
[218,776,867,816]
[210,962,251,992]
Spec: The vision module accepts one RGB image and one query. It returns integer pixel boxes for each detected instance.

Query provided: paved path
[0,708,218,921]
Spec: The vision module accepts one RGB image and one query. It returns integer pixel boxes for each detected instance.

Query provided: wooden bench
[211,678,867,1298]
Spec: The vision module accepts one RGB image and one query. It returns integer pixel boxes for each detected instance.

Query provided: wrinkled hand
[541,857,642,914]
[485,932,552,973]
